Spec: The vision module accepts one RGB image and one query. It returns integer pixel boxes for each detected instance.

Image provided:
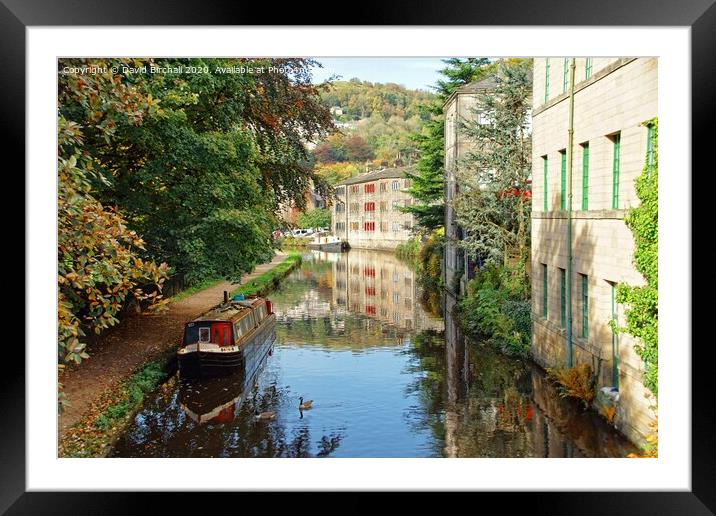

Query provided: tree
[57,67,169,370]
[296,208,331,229]
[59,58,336,284]
[314,162,360,186]
[344,135,374,162]
[313,133,348,163]
[403,58,493,233]
[453,59,533,267]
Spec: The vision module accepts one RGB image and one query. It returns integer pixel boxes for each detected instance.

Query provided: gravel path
[58,252,289,437]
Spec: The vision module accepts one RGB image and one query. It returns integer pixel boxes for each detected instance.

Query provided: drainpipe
[566,58,576,368]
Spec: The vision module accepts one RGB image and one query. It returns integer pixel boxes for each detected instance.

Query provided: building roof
[442,76,498,110]
[337,166,413,186]
[457,76,499,93]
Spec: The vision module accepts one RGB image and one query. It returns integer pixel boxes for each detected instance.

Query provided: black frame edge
[7,0,714,512]
[1,0,26,514]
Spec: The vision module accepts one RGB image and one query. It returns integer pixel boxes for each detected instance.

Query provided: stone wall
[530,57,658,446]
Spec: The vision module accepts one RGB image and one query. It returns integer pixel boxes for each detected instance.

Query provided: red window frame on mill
[364,183,375,194]
[364,202,375,212]
[363,221,375,231]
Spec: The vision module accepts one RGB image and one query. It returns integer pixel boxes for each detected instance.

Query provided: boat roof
[191,298,265,323]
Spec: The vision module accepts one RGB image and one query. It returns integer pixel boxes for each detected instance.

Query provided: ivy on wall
[617,118,658,397]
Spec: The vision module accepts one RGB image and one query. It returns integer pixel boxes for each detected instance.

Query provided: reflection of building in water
[437,303,636,458]
[277,289,335,321]
[332,249,443,333]
[443,292,468,457]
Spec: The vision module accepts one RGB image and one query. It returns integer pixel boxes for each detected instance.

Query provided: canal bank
[109,249,636,458]
[59,251,301,457]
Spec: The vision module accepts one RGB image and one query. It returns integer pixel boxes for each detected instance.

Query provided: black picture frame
[6,0,711,513]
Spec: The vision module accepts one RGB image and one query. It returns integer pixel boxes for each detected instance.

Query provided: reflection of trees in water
[112,372,345,458]
[402,330,447,453]
[406,329,541,457]
[404,325,638,457]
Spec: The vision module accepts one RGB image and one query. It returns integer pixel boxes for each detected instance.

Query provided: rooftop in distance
[337,165,414,186]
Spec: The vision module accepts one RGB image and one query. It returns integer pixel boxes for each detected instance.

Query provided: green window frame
[610,282,619,388]
[560,150,567,210]
[646,123,656,176]
[542,264,548,318]
[563,58,569,92]
[581,274,589,339]
[612,133,621,209]
[543,155,549,212]
[585,58,592,79]
[559,268,566,328]
[544,58,550,102]
[581,143,589,210]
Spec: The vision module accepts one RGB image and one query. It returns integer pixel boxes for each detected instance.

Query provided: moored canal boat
[306,234,349,252]
[177,295,276,378]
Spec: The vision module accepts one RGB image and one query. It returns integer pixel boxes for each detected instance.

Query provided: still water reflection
[111,249,636,458]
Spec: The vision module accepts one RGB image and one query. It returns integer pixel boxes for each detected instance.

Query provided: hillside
[313,80,436,184]
[322,79,434,121]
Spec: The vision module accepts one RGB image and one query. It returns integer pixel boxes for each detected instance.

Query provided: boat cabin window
[254,304,267,322]
[234,314,255,340]
[184,322,215,345]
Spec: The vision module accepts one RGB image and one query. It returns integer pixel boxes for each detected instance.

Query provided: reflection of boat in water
[178,330,276,424]
[179,370,252,424]
[307,234,349,252]
[177,295,276,378]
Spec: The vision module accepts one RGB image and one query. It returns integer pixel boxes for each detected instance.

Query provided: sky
[310,58,449,91]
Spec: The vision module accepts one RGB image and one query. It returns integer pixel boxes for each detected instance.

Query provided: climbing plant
[617,118,658,397]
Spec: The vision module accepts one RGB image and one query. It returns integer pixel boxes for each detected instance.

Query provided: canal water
[111,249,637,458]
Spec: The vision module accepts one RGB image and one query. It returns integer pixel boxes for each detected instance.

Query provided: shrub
[617,118,658,398]
[546,363,596,408]
[396,235,422,261]
[457,263,531,357]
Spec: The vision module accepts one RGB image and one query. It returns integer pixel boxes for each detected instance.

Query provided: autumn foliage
[58,65,170,371]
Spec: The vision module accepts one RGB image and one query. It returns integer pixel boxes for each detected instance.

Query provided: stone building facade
[443,77,497,298]
[332,167,416,250]
[530,57,658,445]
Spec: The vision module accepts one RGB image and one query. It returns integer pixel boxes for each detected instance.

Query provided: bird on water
[254,410,276,421]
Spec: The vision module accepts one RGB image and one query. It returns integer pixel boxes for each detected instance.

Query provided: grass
[231,252,302,298]
[169,277,224,303]
[59,358,172,457]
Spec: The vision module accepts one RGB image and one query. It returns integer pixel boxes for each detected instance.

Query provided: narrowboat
[177,295,276,378]
[306,234,349,252]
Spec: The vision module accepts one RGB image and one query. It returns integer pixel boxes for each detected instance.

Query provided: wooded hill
[313,80,436,184]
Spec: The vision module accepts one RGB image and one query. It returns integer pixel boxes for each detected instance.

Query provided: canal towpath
[59,251,291,438]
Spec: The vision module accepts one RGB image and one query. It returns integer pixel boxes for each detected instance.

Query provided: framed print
[6,0,712,512]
